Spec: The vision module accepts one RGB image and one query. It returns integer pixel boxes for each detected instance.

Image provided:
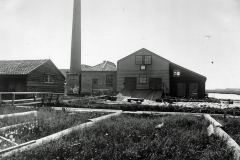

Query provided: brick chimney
[70,0,81,74]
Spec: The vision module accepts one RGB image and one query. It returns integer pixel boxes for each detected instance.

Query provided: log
[206,124,214,136]
[0,112,122,158]
[203,114,222,127]
[0,136,18,146]
[0,111,37,119]
[88,111,122,122]
[0,121,38,132]
[214,127,240,160]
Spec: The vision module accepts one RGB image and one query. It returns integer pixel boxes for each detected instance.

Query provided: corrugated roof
[85,61,117,71]
[0,59,49,75]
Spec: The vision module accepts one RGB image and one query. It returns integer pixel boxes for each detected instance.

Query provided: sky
[0,0,240,89]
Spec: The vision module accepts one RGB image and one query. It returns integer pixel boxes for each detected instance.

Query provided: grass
[60,98,240,116]
[0,107,108,145]
[212,116,240,145]
[6,114,234,160]
[0,106,34,115]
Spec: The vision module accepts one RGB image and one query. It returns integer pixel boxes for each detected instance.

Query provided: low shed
[0,59,65,94]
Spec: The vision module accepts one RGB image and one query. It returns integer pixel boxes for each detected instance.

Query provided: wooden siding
[117,49,169,71]
[27,60,65,93]
[117,70,170,92]
[0,76,27,92]
[169,63,206,98]
[81,71,117,93]
[117,49,170,93]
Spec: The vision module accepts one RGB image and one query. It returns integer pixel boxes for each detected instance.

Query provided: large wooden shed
[0,59,65,93]
[117,48,206,98]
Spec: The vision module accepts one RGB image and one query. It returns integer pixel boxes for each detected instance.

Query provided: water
[208,93,240,101]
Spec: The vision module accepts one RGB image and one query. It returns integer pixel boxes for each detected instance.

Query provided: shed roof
[0,59,49,75]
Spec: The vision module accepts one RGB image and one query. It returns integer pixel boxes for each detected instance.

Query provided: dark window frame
[44,74,54,83]
[135,55,152,65]
[135,55,143,65]
[173,69,181,77]
[106,75,114,87]
[139,74,147,84]
[144,55,152,65]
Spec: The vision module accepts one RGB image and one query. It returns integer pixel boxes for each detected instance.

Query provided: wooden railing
[0,92,63,106]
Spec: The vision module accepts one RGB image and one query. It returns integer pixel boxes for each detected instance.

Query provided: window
[144,55,152,64]
[173,69,181,77]
[140,65,146,70]
[136,56,143,64]
[135,55,152,65]
[44,74,54,83]
[106,75,113,87]
[139,75,147,84]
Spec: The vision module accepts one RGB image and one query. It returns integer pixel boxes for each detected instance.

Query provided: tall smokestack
[70,0,81,74]
[65,0,81,95]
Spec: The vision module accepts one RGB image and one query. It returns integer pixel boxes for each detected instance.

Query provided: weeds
[6,114,234,159]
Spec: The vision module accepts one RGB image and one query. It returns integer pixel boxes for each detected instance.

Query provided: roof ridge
[102,61,108,71]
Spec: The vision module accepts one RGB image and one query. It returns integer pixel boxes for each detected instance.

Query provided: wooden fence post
[41,94,45,107]
[49,94,53,104]
[12,94,15,106]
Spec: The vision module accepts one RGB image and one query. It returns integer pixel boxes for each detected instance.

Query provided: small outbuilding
[117,48,206,98]
[81,61,117,95]
[0,59,65,93]
[60,61,117,95]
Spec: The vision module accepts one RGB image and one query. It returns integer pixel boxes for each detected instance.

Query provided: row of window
[139,71,180,84]
[136,55,152,65]
[44,69,179,86]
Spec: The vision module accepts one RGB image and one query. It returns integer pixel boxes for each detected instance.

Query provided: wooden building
[0,60,65,93]
[117,48,206,98]
[60,61,117,95]
[81,61,117,95]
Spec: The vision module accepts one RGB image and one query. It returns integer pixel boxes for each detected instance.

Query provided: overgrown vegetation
[0,107,107,145]
[6,114,234,159]
[212,116,240,145]
[61,99,240,116]
[0,106,34,115]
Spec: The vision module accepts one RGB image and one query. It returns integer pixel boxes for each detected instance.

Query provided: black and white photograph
[0,0,240,159]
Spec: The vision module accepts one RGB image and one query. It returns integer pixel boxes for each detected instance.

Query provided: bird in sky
[206,36,211,39]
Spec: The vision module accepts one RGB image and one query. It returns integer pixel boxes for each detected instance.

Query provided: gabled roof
[118,48,206,79]
[0,59,49,75]
[85,61,117,71]
[117,48,170,64]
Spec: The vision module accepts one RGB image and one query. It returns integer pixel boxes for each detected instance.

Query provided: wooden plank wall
[117,70,169,92]
[81,71,117,94]
[27,60,65,93]
[117,49,170,92]
[169,63,206,98]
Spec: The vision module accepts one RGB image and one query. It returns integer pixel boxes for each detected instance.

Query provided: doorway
[92,79,98,89]
[124,77,136,89]
[149,78,162,90]
[177,82,186,97]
